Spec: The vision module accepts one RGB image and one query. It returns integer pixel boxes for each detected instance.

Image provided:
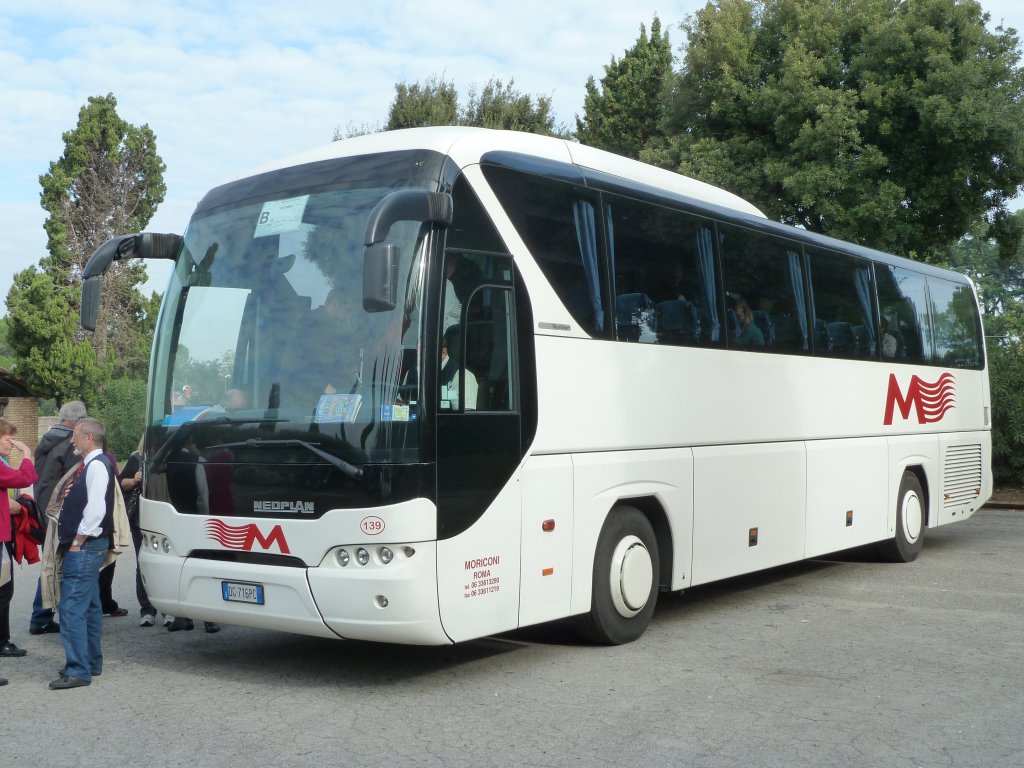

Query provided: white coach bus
[81,127,990,645]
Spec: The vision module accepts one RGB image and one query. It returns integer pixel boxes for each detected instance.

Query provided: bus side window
[605,194,719,347]
[876,265,931,364]
[439,253,516,413]
[928,277,983,369]
[482,165,609,338]
[719,223,810,353]
[807,247,878,360]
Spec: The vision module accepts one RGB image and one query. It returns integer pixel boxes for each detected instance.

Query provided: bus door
[435,271,525,642]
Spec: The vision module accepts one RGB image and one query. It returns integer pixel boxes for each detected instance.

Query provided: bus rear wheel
[576,506,659,645]
[878,470,926,563]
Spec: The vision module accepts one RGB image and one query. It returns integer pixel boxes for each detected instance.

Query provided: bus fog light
[161,537,171,553]
[356,548,369,566]
[337,549,350,567]
[379,547,393,564]
[376,595,389,608]
[403,546,416,557]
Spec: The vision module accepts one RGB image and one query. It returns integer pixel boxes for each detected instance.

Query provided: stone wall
[2,396,40,463]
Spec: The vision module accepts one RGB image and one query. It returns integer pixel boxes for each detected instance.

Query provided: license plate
[221,581,264,605]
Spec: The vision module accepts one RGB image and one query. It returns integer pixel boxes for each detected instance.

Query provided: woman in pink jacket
[0,418,38,685]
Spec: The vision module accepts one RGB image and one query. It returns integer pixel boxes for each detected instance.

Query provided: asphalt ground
[3,507,1021,768]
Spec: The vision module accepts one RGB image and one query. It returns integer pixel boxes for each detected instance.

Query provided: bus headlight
[379,547,393,564]
[356,548,369,566]
[336,549,350,567]
[161,537,171,553]
[150,537,160,552]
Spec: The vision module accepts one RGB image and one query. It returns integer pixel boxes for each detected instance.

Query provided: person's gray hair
[59,400,88,423]
[75,417,106,445]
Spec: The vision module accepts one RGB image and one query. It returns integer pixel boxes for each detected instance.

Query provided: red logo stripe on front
[204,519,290,554]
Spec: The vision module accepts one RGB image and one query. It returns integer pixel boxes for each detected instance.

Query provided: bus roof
[221,126,767,220]
[216,126,973,288]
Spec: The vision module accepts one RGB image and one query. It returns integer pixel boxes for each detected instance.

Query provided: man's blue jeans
[58,538,107,681]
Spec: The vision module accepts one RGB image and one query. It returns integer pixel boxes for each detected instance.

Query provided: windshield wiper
[150,416,287,474]
[206,438,365,480]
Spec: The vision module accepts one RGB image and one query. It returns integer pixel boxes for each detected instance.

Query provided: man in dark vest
[50,417,115,690]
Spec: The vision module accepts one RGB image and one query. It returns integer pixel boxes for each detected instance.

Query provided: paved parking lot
[4,508,1022,768]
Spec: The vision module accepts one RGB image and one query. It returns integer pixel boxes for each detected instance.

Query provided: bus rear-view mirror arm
[81,232,183,331]
[362,190,452,312]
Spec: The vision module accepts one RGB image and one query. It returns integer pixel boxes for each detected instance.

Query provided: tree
[576,16,674,159]
[91,376,148,459]
[5,93,164,412]
[0,317,15,371]
[369,75,566,137]
[37,93,166,372]
[651,0,1024,257]
[385,75,459,130]
[941,212,1024,486]
[5,266,102,403]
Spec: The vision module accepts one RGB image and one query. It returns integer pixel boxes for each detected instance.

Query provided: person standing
[0,419,38,671]
[29,400,87,635]
[97,439,127,619]
[119,447,161,626]
[50,417,115,690]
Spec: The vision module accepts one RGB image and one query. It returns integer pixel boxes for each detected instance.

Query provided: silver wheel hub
[902,490,923,543]
[609,535,654,618]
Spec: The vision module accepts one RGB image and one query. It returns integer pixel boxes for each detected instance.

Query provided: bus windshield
[147,153,442,511]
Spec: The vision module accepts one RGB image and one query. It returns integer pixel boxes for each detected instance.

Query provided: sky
[2,0,1023,313]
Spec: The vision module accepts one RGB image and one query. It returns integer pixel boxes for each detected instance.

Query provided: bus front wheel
[878,470,926,563]
[576,506,659,645]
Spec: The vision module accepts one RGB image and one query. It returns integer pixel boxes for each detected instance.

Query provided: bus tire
[878,470,926,563]
[576,506,659,645]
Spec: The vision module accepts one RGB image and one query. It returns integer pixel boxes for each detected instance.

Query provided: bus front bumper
[140,542,450,645]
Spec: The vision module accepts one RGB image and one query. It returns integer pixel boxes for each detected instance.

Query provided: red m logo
[883,373,956,426]
[205,519,291,554]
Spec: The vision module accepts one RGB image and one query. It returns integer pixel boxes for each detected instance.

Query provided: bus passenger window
[719,223,809,353]
[929,278,983,369]
[604,194,719,347]
[807,247,877,359]
[482,165,608,338]
[876,266,931,364]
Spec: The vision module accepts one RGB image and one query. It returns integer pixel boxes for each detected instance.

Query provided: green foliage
[90,377,147,459]
[35,93,165,370]
[988,342,1024,486]
[378,75,567,137]
[5,266,105,402]
[386,75,459,129]
[6,93,163,412]
[942,212,1024,486]
[654,0,1024,257]
[0,317,14,370]
[462,80,560,134]
[576,16,674,158]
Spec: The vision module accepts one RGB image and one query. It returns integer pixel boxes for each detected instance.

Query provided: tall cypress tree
[575,17,673,159]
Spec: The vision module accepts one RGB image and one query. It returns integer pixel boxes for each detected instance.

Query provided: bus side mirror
[81,276,102,332]
[80,232,182,330]
[363,242,399,312]
[362,189,452,313]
